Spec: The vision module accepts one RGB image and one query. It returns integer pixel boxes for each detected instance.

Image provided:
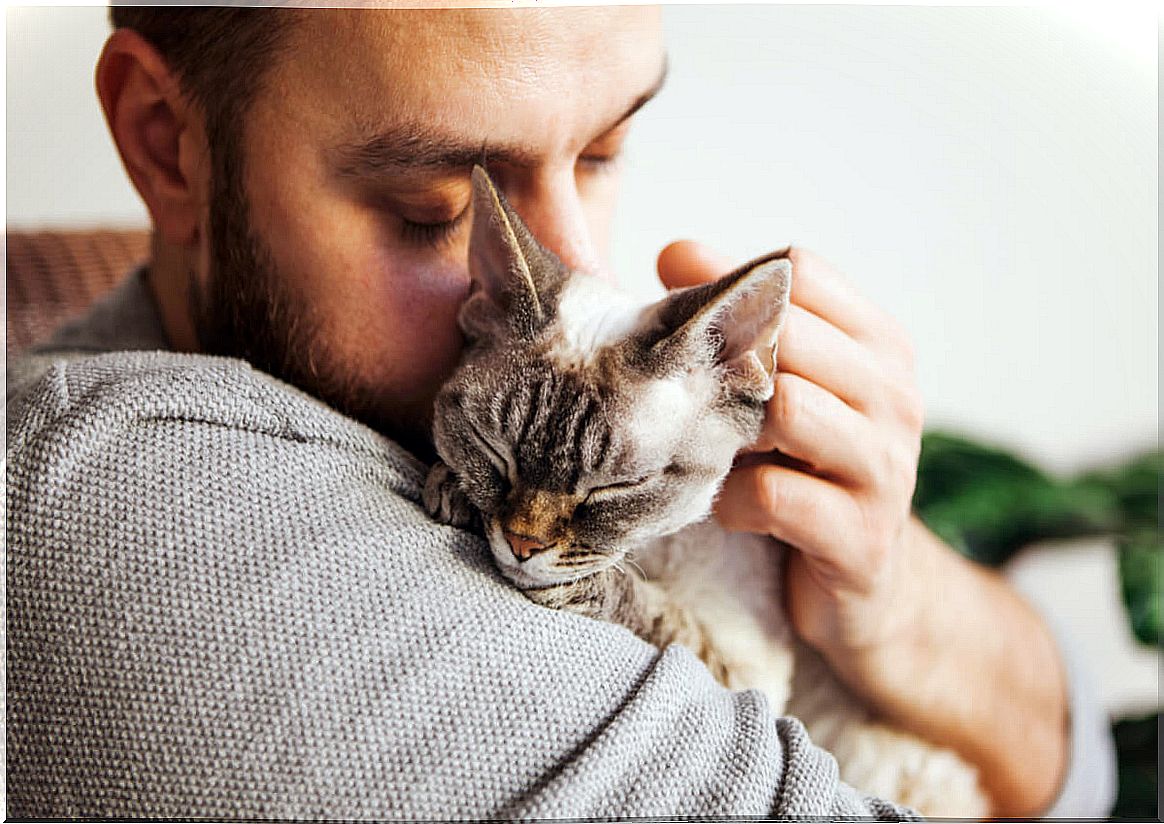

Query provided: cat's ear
[632,251,792,400]
[461,165,566,342]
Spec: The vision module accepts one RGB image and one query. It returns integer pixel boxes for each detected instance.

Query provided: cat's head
[432,167,791,588]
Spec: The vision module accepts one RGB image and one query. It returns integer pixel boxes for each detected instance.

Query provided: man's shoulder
[7,347,414,475]
[5,347,439,586]
[4,344,498,659]
[9,347,270,428]
[5,266,416,487]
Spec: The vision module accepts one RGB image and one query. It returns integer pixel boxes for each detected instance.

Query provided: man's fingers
[786,247,884,338]
[776,304,891,414]
[714,463,858,566]
[747,372,880,486]
[656,239,736,289]
[787,248,914,371]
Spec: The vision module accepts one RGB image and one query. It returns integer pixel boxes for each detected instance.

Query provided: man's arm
[797,517,1070,817]
[657,241,1084,818]
[6,350,917,820]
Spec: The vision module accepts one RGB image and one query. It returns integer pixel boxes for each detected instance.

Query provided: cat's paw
[423,462,479,529]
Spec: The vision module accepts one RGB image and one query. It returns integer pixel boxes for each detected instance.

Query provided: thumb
[656,239,736,290]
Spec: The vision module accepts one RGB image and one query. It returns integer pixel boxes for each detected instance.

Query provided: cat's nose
[504,530,548,562]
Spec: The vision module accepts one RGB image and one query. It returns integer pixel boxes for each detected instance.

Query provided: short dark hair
[108,7,294,151]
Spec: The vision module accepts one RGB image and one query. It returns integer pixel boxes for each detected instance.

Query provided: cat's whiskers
[555,558,594,568]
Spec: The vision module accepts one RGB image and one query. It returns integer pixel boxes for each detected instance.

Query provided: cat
[424,166,989,818]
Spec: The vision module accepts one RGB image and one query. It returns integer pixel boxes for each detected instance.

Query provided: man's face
[194,8,666,456]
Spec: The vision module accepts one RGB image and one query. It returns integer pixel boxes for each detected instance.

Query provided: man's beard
[190,144,428,457]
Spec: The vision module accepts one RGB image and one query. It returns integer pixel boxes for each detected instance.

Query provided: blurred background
[6,5,1159,816]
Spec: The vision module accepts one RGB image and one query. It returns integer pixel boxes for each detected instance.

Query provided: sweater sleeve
[6,351,918,821]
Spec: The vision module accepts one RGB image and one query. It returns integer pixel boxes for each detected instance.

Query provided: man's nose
[510,170,607,280]
[503,530,550,562]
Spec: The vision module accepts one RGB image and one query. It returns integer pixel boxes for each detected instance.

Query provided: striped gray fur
[425,166,791,652]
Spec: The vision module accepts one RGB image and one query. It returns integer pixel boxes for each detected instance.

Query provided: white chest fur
[637,519,795,713]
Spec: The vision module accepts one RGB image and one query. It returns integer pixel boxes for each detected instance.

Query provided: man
[6,7,1113,819]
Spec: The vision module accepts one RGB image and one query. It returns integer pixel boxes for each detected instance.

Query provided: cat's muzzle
[503,530,555,562]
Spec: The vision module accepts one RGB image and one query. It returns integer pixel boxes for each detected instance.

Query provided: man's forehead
[316,7,661,58]
[288,8,663,87]
[274,7,664,151]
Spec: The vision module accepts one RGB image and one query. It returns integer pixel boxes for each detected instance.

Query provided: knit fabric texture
[6,271,919,820]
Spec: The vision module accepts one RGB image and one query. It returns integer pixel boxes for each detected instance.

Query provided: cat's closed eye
[582,476,652,503]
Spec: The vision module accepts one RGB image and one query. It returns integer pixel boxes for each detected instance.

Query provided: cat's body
[425,167,989,818]
[640,524,986,816]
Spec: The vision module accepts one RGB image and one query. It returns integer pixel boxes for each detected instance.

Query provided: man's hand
[659,241,924,649]
[657,240,1070,818]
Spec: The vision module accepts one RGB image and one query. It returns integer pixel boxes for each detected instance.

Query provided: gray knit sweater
[5,271,1113,819]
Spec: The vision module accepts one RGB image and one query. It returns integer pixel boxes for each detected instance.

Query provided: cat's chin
[496,562,602,590]
[484,519,616,589]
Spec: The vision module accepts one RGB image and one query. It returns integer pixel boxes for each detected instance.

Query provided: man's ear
[461,165,567,342]
[632,251,793,400]
[95,28,206,247]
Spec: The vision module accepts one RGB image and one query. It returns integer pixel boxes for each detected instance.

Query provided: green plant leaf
[1080,451,1161,531]
[1118,530,1162,647]
[914,432,1121,567]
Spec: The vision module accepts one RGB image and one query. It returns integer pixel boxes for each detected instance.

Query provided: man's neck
[146,234,202,353]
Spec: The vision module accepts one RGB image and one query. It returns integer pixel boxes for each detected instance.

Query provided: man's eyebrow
[602,55,669,136]
[330,127,538,179]
[330,56,669,180]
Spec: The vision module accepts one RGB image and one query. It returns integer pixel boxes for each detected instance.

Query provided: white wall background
[6,5,1160,713]
[615,5,1158,479]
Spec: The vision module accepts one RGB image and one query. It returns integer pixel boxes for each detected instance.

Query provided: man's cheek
[372,253,472,326]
